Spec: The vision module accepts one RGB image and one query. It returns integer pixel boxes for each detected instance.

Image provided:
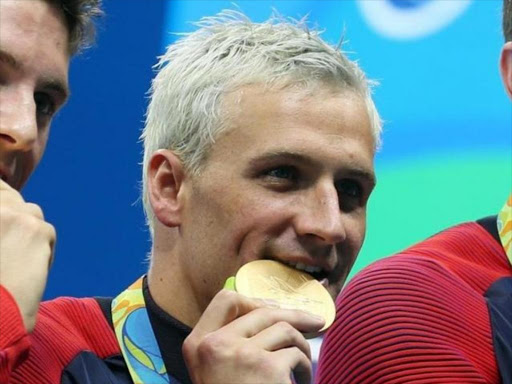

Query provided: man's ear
[147,149,186,227]
[500,41,512,99]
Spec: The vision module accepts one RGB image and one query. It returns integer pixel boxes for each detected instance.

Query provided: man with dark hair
[316,1,512,382]
[0,0,102,381]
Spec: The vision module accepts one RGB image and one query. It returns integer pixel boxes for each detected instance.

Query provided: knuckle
[44,222,57,241]
[24,213,42,230]
[215,290,247,318]
[26,203,44,220]
[276,320,293,331]
[9,211,56,241]
[277,321,300,341]
[216,289,239,305]
[182,336,197,361]
[196,333,230,362]
[0,207,55,242]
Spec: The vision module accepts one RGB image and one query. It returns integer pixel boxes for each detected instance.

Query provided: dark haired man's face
[0,0,70,190]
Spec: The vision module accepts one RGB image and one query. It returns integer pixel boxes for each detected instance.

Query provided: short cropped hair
[141,10,382,234]
[505,0,512,41]
[54,0,103,54]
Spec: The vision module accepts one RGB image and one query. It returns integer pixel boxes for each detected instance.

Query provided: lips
[266,256,331,282]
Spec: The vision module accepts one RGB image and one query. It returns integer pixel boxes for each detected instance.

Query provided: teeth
[304,264,322,273]
[285,261,322,274]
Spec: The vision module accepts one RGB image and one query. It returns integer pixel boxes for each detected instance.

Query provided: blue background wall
[29,0,510,301]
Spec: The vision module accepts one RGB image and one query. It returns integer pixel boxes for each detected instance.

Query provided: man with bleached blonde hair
[139,10,380,384]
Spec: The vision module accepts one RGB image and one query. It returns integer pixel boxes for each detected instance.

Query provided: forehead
[0,0,70,61]
[0,0,68,40]
[0,0,70,93]
[208,85,375,174]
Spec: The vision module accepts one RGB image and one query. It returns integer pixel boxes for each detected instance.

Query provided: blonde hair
[141,10,382,234]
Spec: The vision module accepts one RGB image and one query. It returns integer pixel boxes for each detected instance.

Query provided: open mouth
[280,260,329,282]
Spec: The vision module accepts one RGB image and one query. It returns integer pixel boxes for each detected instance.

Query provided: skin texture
[147,84,375,383]
[0,0,70,332]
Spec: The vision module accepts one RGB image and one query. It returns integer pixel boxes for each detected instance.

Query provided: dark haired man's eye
[34,92,56,117]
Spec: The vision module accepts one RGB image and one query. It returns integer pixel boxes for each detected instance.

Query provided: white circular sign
[357,0,472,40]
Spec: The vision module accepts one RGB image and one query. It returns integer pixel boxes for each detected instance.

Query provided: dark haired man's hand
[0,180,55,332]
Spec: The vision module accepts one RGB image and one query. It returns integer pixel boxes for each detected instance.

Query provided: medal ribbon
[112,276,178,384]
[497,194,512,265]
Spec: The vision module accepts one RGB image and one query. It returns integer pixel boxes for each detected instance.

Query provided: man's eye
[265,166,298,181]
[337,179,362,199]
[336,179,364,212]
[34,92,55,117]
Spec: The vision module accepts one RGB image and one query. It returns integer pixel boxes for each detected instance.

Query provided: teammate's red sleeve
[0,285,31,384]
[316,254,499,384]
[6,296,120,384]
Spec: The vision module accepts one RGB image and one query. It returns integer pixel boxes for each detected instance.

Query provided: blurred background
[31,0,510,309]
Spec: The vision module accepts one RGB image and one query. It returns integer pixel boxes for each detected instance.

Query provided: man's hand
[0,180,55,332]
[182,289,325,384]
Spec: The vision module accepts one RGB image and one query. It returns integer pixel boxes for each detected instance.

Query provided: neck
[147,236,204,328]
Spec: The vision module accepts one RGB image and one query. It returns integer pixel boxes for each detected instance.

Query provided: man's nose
[0,91,38,152]
[294,182,346,245]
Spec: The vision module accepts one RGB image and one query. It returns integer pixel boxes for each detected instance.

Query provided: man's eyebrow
[345,168,377,187]
[250,151,312,165]
[42,78,70,104]
[0,49,70,102]
[249,150,376,185]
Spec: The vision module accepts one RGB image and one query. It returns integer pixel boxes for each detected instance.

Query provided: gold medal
[229,260,335,333]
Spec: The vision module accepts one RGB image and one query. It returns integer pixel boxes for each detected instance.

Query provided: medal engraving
[235,260,335,332]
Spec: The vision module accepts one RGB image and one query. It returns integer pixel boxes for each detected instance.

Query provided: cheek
[227,197,294,257]
[227,188,293,227]
[347,212,367,252]
[39,128,50,150]
[189,178,297,257]
[185,189,249,256]
[32,127,50,166]
[18,141,45,189]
